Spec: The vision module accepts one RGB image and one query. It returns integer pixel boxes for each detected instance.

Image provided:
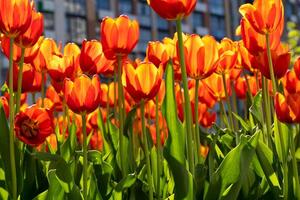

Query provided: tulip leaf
[232,112,250,131]
[273,119,289,163]
[249,90,263,125]
[205,132,259,200]
[163,62,192,199]
[107,118,119,152]
[115,173,136,192]
[123,105,137,138]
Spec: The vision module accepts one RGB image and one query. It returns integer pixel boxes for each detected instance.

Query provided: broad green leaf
[162,62,192,200]
[274,118,289,162]
[32,190,48,200]
[107,119,119,151]
[124,106,137,138]
[205,133,259,200]
[249,91,263,125]
[232,112,250,131]
[115,173,136,192]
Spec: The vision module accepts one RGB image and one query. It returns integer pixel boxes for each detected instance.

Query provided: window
[43,13,55,30]
[210,15,225,39]
[193,12,204,27]
[65,0,86,16]
[138,2,151,16]
[66,16,87,44]
[119,0,132,14]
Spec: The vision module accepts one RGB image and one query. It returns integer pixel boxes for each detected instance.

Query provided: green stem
[176,19,194,175]
[8,38,17,200]
[155,95,161,200]
[117,55,125,176]
[219,101,229,128]
[221,73,235,133]
[265,33,278,93]
[262,77,272,146]
[82,112,88,200]
[141,100,153,200]
[41,71,45,108]
[243,72,253,104]
[291,126,300,199]
[195,79,201,163]
[16,48,25,113]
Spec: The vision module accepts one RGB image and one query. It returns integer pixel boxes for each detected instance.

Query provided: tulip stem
[81,112,88,200]
[176,19,194,175]
[195,79,201,163]
[155,95,161,200]
[219,101,229,128]
[221,73,236,141]
[117,55,125,176]
[41,71,45,108]
[16,47,25,113]
[141,100,153,200]
[8,38,17,200]
[290,126,300,199]
[265,33,278,93]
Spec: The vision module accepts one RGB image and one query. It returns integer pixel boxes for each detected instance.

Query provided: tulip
[100,15,139,60]
[281,70,300,95]
[99,82,117,108]
[234,76,258,99]
[203,73,231,102]
[147,0,196,20]
[46,85,63,112]
[0,0,33,38]
[254,42,290,80]
[63,74,101,115]
[80,40,114,75]
[14,105,53,146]
[274,92,300,123]
[239,0,284,35]
[122,62,163,103]
[146,41,170,68]
[237,41,257,73]
[1,36,43,63]
[240,18,283,56]
[294,57,300,80]
[216,38,238,75]
[183,34,219,80]
[0,96,9,118]
[15,10,44,48]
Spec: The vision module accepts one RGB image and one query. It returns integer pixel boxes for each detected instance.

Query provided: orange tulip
[183,34,218,80]
[216,38,238,74]
[254,42,290,80]
[240,18,282,56]
[148,112,168,145]
[100,15,139,60]
[63,74,101,114]
[4,92,27,106]
[237,41,257,73]
[36,98,55,113]
[146,41,170,68]
[147,0,196,20]
[1,36,43,63]
[200,111,216,128]
[188,80,216,108]
[15,10,44,48]
[80,40,114,75]
[15,105,53,146]
[294,57,300,80]
[239,0,284,35]
[203,73,231,101]
[281,70,300,95]
[0,96,9,118]
[0,0,33,38]
[274,92,300,123]
[46,85,63,112]
[122,62,163,103]
[33,38,62,72]
[89,130,103,151]
[199,145,209,158]
[234,76,258,99]
[99,82,117,108]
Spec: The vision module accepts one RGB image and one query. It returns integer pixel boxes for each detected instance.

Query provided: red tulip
[0,96,9,118]
[274,92,300,123]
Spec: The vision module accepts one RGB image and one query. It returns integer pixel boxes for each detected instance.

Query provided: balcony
[195,2,207,12]
[195,27,209,36]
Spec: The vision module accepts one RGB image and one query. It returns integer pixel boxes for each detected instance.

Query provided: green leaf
[124,106,137,138]
[249,90,263,125]
[61,120,78,161]
[162,62,192,200]
[232,113,250,131]
[205,132,259,200]
[107,119,119,151]
[273,118,289,162]
[115,173,136,192]
[33,152,61,161]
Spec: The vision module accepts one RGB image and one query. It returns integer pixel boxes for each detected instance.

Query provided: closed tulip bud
[0,96,9,118]
[216,38,238,74]
[147,0,196,20]
[183,34,219,80]
[275,92,300,123]
[0,0,34,38]
[15,10,44,48]
[80,40,114,75]
[15,105,53,146]
[63,75,101,114]
[239,0,284,35]
[122,62,163,103]
[101,15,139,60]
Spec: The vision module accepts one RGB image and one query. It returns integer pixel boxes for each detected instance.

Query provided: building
[0,0,300,83]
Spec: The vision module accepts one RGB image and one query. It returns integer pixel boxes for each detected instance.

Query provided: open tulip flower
[275,92,300,123]
[239,0,284,35]
[63,74,101,115]
[14,105,53,146]
[146,41,170,68]
[100,15,139,60]
[122,61,163,103]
